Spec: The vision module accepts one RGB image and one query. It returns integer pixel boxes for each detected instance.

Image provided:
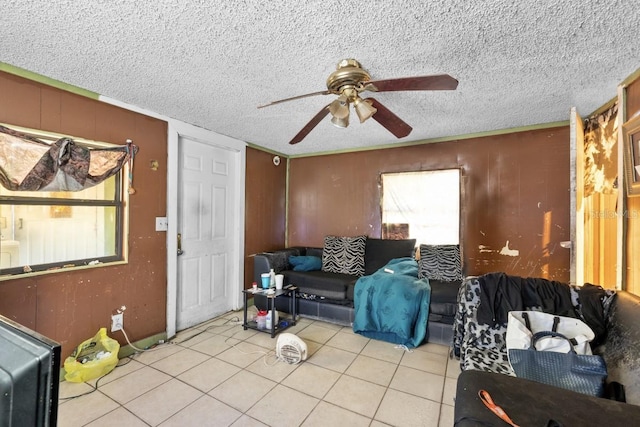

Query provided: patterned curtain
[0,125,137,192]
[583,103,618,196]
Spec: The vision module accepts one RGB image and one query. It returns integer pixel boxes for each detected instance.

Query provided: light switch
[155,217,168,231]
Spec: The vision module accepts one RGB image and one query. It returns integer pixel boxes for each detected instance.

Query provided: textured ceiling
[2,1,638,155]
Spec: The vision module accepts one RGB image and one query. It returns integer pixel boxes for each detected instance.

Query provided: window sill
[0,259,128,281]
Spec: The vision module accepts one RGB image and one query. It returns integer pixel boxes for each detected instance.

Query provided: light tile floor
[58,311,460,427]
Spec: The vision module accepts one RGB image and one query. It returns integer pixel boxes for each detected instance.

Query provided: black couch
[252,238,461,346]
[454,281,640,425]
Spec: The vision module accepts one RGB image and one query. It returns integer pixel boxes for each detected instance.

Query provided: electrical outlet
[111,312,123,332]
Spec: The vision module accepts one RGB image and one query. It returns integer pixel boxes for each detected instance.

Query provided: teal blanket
[352,257,431,348]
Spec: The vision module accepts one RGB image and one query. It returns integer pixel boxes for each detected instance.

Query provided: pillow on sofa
[322,235,366,276]
[289,255,322,272]
[418,244,462,281]
[364,238,417,275]
[261,248,302,273]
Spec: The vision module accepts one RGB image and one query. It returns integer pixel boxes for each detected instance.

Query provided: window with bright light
[381,169,460,245]
[0,126,129,276]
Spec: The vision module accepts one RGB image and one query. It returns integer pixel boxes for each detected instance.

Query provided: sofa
[453,273,640,425]
[252,236,463,346]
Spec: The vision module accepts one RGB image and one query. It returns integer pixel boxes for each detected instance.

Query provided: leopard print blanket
[452,276,615,375]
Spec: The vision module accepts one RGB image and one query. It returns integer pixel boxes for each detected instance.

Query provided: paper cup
[275,274,284,290]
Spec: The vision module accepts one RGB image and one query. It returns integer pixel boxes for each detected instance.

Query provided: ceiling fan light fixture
[329,95,350,119]
[261,58,458,145]
[354,97,377,123]
[331,114,349,128]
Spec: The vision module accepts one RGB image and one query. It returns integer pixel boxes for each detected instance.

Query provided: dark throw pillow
[418,244,462,281]
[261,248,301,273]
[364,238,417,275]
[288,255,322,272]
[321,235,366,276]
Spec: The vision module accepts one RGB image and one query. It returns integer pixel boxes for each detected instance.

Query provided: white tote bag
[506,311,595,355]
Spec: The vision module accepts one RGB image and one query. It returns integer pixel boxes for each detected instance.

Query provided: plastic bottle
[266,310,279,329]
[269,268,276,288]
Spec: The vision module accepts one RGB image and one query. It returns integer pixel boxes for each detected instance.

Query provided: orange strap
[478,389,520,427]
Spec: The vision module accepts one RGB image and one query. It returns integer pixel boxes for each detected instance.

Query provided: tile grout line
[62,314,454,426]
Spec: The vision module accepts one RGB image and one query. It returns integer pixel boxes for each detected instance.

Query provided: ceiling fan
[258,59,458,145]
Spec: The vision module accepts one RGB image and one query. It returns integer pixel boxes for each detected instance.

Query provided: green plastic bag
[64,328,120,383]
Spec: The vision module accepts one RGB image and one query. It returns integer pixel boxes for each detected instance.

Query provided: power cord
[62,317,242,400]
[61,315,274,401]
[171,316,242,345]
[117,326,152,352]
[157,314,279,365]
[394,344,414,353]
[220,317,303,367]
[60,327,168,401]
[59,356,134,400]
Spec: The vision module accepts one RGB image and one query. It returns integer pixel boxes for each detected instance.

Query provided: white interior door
[176,135,237,330]
[96,97,245,339]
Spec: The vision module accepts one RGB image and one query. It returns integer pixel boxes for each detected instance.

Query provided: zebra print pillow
[418,244,462,281]
[321,235,366,276]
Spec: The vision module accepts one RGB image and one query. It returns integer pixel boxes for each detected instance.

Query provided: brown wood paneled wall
[625,77,640,294]
[244,148,287,288]
[288,127,571,281]
[0,71,168,359]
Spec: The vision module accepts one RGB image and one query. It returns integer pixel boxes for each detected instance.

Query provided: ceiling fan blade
[366,98,413,139]
[364,74,458,92]
[289,104,331,144]
[258,90,331,109]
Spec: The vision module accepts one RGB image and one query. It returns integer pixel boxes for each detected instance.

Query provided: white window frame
[381,169,460,245]
[0,124,130,278]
